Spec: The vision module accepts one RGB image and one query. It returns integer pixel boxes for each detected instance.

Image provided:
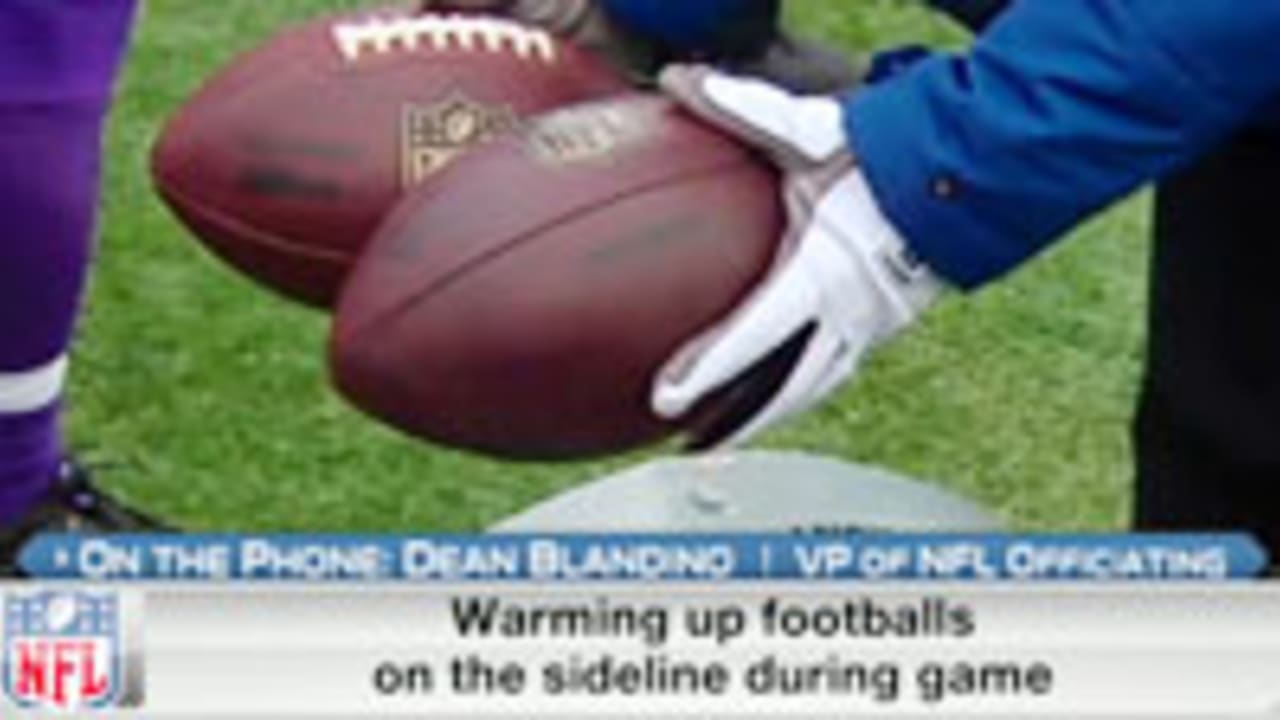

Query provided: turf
[72,0,1146,532]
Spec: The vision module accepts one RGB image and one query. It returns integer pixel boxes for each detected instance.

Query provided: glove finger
[708,325,860,450]
[652,256,820,420]
[659,64,848,166]
[683,323,815,452]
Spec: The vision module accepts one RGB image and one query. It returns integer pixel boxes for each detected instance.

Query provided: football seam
[157,180,354,269]
[340,155,770,343]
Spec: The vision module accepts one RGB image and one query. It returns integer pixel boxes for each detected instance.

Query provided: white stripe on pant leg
[0,355,68,413]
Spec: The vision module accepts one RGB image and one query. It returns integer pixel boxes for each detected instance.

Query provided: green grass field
[74,0,1148,532]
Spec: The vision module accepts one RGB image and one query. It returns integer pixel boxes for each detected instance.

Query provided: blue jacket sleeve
[599,0,1004,50]
[928,0,1007,32]
[846,2,1280,288]
[600,0,778,58]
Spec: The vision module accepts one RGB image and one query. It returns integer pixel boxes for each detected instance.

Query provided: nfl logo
[3,591,124,712]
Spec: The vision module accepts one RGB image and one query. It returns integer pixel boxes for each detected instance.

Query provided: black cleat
[1,460,171,577]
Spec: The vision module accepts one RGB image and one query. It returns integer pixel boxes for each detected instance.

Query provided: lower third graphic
[3,590,142,712]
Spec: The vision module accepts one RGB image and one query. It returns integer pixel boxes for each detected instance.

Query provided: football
[332,95,786,460]
[151,8,626,307]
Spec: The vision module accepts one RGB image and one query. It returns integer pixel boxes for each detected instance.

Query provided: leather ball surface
[332,95,785,459]
[152,8,626,307]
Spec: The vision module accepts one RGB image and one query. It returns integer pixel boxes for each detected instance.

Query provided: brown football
[331,95,786,460]
[151,7,626,307]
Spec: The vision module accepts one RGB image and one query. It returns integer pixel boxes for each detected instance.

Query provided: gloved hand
[654,66,946,449]
[418,0,861,93]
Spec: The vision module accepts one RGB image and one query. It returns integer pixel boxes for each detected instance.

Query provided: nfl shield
[3,591,123,711]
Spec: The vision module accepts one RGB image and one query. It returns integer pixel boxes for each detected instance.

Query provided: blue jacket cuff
[845,69,1019,290]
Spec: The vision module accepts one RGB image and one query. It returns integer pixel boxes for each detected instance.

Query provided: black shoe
[1,460,171,577]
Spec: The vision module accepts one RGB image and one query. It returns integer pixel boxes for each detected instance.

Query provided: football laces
[333,14,558,64]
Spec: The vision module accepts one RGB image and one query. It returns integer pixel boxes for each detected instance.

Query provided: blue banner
[18,533,1269,582]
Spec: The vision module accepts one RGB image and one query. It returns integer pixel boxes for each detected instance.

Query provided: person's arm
[599,0,780,60]
[598,0,1012,52]
[847,1,1280,287]
[648,2,1280,446]
[927,0,1008,33]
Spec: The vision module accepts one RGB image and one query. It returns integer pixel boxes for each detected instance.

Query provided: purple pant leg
[0,0,136,523]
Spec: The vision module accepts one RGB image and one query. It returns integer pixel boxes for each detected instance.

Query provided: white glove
[653,66,945,449]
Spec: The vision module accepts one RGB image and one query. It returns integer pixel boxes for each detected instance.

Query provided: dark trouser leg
[1136,129,1280,556]
[0,0,137,524]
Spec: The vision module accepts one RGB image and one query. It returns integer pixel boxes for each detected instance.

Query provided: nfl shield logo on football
[2,591,136,712]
